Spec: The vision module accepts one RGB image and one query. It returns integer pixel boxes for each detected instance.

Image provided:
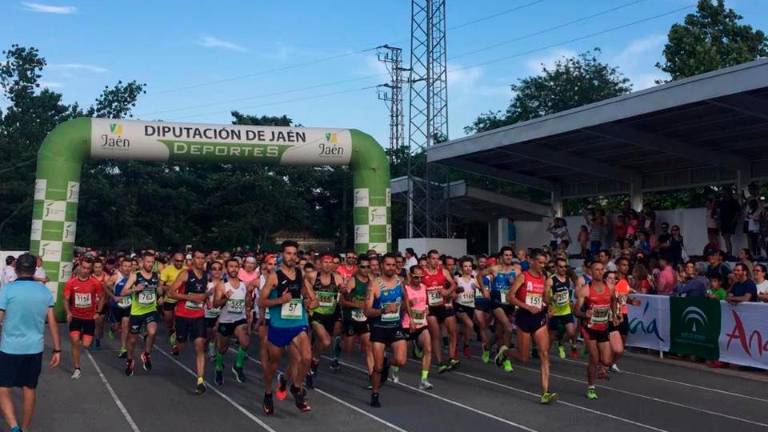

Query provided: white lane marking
[559,357,768,403]
[155,347,277,432]
[512,362,768,428]
[86,351,141,432]
[452,370,669,432]
[331,357,540,432]
[233,349,410,432]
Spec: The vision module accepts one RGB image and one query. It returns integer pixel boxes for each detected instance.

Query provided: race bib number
[185,300,203,310]
[591,305,610,324]
[500,289,510,305]
[411,308,427,327]
[74,292,92,308]
[281,299,303,320]
[381,302,401,322]
[117,296,132,308]
[265,308,271,320]
[458,290,475,307]
[317,291,338,308]
[227,299,246,314]
[138,291,156,305]
[554,290,569,306]
[351,309,367,322]
[427,289,444,306]
[525,292,543,307]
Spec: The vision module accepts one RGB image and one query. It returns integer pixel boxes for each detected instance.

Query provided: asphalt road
[11,325,768,432]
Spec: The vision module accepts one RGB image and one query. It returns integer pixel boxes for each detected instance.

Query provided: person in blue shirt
[0,253,62,432]
[728,263,758,304]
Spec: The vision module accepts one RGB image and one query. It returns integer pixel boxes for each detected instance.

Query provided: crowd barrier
[627,294,768,370]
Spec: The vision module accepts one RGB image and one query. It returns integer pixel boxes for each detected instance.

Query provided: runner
[159,252,186,355]
[475,257,494,363]
[105,258,135,359]
[402,265,433,390]
[213,258,253,386]
[546,257,578,360]
[124,252,161,377]
[169,249,212,394]
[306,252,344,384]
[91,259,109,350]
[574,261,615,400]
[609,257,640,373]
[422,249,458,373]
[260,240,314,415]
[205,262,223,360]
[62,258,104,379]
[509,250,558,404]
[341,255,374,380]
[365,253,410,407]
[491,246,520,372]
[256,255,276,372]
[454,257,483,359]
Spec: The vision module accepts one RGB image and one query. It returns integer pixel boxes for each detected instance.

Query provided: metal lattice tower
[376,45,406,157]
[407,0,449,238]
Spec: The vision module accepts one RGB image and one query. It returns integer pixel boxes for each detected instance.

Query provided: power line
[447,0,546,31]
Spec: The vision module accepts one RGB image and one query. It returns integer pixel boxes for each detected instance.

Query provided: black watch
[52,349,61,354]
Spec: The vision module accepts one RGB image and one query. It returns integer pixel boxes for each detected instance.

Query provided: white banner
[626,294,671,351]
[718,302,768,369]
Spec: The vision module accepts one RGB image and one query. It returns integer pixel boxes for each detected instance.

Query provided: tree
[466,49,631,134]
[657,0,768,80]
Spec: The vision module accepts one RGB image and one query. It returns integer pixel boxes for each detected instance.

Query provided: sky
[1,0,767,148]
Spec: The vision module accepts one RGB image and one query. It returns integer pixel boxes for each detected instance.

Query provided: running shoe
[124,359,134,376]
[291,386,311,412]
[390,367,400,384]
[232,366,246,384]
[558,345,566,360]
[330,358,341,372]
[494,345,509,367]
[117,347,128,359]
[370,392,381,408]
[195,377,207,395]
[71,368,82,380]
[502,359,514,373]
[481,348,491,364]
[448,358,461,370]
[413,341,424,359]
[215,369,224,386]
[171,345,180,356]
[586,387,598,400]
[332,336,342,358]
[610,364,621,373]
[540,392,559,404]
[276,373,289,400]
[419,378,434,390]
[169,331,177,348]
[140,352,152,372]
[108,328,116,340]
[437,362,451,374]
[263,393,274,415]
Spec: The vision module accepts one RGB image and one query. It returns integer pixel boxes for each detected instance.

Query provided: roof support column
[630,176,643,212]
[551,183,563,217]
[736,166,753,195]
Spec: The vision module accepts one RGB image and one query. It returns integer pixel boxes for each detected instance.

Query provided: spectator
[718,188,741,258]
[597,249,616,272]
[626,213,640,239]
[635,231,651,255]
[737,248,754,275]
[632,263,654,293]
[404,248,418,269]
[584,208,606,256]
[2,256,17,288]
[675,261,708,298]
[577,225,589,258]
[702,238,720,259]
[705,197,720,249]
[641,206,656,235]
[706,250,731,289]
[546,217,571,252]
[0,253,62,432]
[706,274,727,300]
[745,199,762,257]
[655,256,676,295]
[33,256,48,284]
[613,214,628,243]
[754,264,768,302]
[516,249,529,271]
[727,262,757,304]
[668,225,686,266]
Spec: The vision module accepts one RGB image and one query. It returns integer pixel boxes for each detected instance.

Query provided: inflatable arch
[31,118,391,318]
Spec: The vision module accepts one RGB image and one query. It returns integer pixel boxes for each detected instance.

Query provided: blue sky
[2,0,767,147]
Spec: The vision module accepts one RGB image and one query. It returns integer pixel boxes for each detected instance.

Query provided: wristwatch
[52,349,61,354]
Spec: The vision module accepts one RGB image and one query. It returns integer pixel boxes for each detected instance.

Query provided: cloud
[39,80,63,88]
[524,48,578,74]
[198,35,248,52]
[21,2,76,14]
[611,34,669,91]
[49,63,107,73]
[448,63,509,98]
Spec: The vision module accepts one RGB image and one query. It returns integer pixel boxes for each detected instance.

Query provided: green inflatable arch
[31,118,391,319]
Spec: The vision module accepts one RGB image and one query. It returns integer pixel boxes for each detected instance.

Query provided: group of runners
[60,242,637,416]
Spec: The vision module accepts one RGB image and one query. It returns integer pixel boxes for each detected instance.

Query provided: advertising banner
[669,297,721,359]
[626,294,671,351]
[719,302,768,369]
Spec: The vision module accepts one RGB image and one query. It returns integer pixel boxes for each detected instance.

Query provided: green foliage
[466,49,631,134]
[657,0,768,81]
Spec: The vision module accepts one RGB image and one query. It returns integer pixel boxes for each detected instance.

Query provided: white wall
[397,238,467,258]
[512,208,748,256]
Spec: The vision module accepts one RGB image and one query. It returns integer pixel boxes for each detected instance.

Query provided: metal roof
[428,58,768,198]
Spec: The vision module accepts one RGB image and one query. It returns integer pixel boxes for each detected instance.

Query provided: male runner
[546,257,578,359]
[213,258,253,386]
[366,253,411,407]
[91,259,109,350]
[422,249,458,373]
[491,246,520,372]
[337,250,357,281]
[307,252,344,380]
[159,252,186,355]
[574,261,615,400]
[509,250,558,404]
[256,255,276,370]
[475,258,493,363]
[402,265,433,389]
[454,257,481,359]
[105,258,135,359]
[169,249,212,394]
[205,262,223,360]
[609,257,639,372]
[63,258,104,379]
[341,255,374,379]
[260,240,314,414]
[124,252,161,376]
